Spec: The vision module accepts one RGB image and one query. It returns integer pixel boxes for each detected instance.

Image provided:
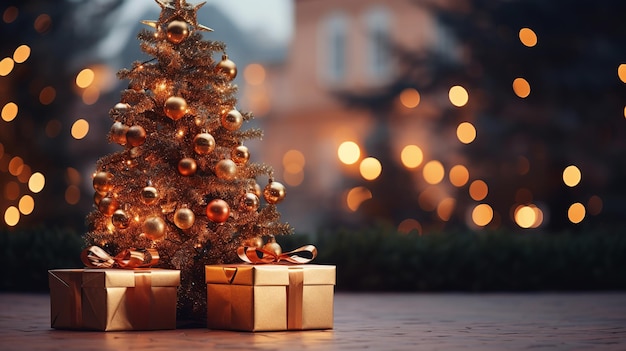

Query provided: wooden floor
[1,292,626,350]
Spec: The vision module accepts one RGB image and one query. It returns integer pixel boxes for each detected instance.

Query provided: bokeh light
[39,86,56,105]
[469,180,488,201]
[71,119,90,139]
[456,122,476,144]
[568,202,586,224]
[399,88,421,108]
[514,204,543,229]
[28,172,45,193]
[338,141,361,165]
[400,145,423,168]
[65,185,81,205]
[244,63,266,85]
[13,44,30,63]
[0,57,14,76]
[519,27,538,47]
[423,160,444,185]
[2,102,18,122]
[397,218,422,235]
[76,68,95,88]
[472,203,493,227]
[449,165,469,187]
[18,195,34,215]
[437,197,456,221]
[346,186,372,211]
[360,157,382,180]
[562,165,581,187]
[449,85,469,107]
[34,14,52,33]
[512,77,531,98]
[619,64,626,83]
[587,195,603,216]
[3,6,18,23]
[4,206,20,227]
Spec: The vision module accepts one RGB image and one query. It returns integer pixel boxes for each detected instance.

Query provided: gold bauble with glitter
[263,181,286,204]
[166,20,189,44]
[206,199,230,223]
[141,185,159,205]
[240,192,260,212]
[178,157,197,176]
[164,96,187,120]
[174,207,195,230]
[242,236,263,248]
[110,122,129,145]
[215,159,237,180]
[111,209,130,229]
[263,235,282,256]
[126,125,146,147]
[193,133,216,155]
[231,145,250,164]
[113,102,130,114]
[143,216,166,241]
[93,171,114,194]
[216,55,237,80]
[221,109,243,131]
[98,197,119,216]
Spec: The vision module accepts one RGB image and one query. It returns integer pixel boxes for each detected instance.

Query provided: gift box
[205,264,335,332]
[48,268,180,331]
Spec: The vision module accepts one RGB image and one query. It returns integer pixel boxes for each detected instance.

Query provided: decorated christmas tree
[84,0,292,322]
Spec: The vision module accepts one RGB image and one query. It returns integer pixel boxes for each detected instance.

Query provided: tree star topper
[142,0,213,32]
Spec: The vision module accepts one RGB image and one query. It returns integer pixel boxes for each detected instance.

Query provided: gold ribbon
[237,245,317,264]
[127,271,152,329]
[287,268,304,330]
[81,246,159,269]
[68,272,83,328]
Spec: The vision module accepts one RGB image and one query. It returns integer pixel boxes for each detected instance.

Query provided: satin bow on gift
[81,246,159,269]
[237,245,317,264]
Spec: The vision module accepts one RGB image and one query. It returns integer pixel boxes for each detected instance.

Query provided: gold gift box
[48,268,180,331]
[205,264,336,332]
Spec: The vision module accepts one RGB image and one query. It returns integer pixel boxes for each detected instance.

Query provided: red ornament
[206,199,230,223]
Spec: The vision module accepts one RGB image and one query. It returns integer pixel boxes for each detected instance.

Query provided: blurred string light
[397,218,422,235]
[568,202,585,224]
[71,119,89,139]
[2,102,18,122]
[338,141,360,165]
[471,203,493,227]
[518,27,537,47]
[618,64,626,83]
[456,122,476,144]
[449,165,469,187]
[282,149,305,186]
[469,179,488,201]
[437,197,455,221]
[400,144,423,168]
[422,160,444,184]
[399,88,420,108]
[512,77,531,98]
[514,204,543,229]
[2,6,18,23]
[562,165,581,187]
[346,186,372,211]
[359,157,382,180]
[448,85,468,107]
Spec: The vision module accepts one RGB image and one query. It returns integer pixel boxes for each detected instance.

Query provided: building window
[364,6,391,81]
[319,12,348,84]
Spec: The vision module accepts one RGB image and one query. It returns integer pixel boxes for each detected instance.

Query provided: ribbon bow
[81,246,159,269]
[237,245,317,264]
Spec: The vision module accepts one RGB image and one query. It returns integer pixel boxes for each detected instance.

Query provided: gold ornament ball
[178,157,197,176]
[263,181,286,204]
[126,125,147,147]
[143,216,166,241]
[231,145,250,165]
[113,102,130,113]
[93,191,104,206]
[263,235,282,256]
[221,109,243,131]
[140,186,159,205]
[215,159,237,180]
[93,171,114,194]
[206,199,230,223]
[98,197,119,217]
[242,236,263,248]
[166,20,189,44]
[111,209,130,229]
[240,192,260,212]
[110,122,129,145]
[193,133,216,155]
[164,96,188,120]
[216,55,237,80]
[174,207,195,230]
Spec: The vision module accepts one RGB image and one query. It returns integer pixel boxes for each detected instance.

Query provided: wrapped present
[49,247,180,331]
[205,264,336,332]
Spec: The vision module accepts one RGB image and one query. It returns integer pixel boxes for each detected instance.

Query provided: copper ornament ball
[178,157,197,176]
[242,236,263,248]
[110,122,129,145]
[93,171,114,194]
[166,20,189,44]
[140,186,159,205]
[193,133,216,155]
[113,102,130,113]
[174,207,195,230]
[164,96,188,120]
[111,209,130,229]
[143,216,166,241]
[263,235,282,256]
[126,125,147,147]
[221,109,243,131]
[206,199,230,223]
[216,56,237,80]
[215,159,237,180]
[98,197,119,216]
[231,145,250,164]
[263,181,286,204]
[240,192,260,212]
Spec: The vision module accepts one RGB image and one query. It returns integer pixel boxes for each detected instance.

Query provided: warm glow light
[5,181,20,200]
[39,86,56,105]
[283,170,304,186]
[0,57,14,76]
[456,122,476,144]
[283,149,306,173]
[400,145,423,168]
[587,195,603,215]
[346,186,372,211]
[82,86,100,105]
[449,165,469,187]
[563,165,581,187]
[13,45,30,63]
[8,156,24,176]
[515,205,537,229]
[469,180,488,201]
[4,206,20,227]
[338,141,361,165]
[28,172,45,193]
[244,63,266,85]
[519,28,538,47]
[65,185,81,205]
[472,204,493,227]
[17,164,31,183]
[619,64,626,83]
[568,202,586,224]
[3,6,19,23]
[397,219,422,235]
[18,195,34,215]
[449,85,469,107]
[76,68,95,88]
[423,160,444,185]
[71,119,90,139]
[512,78,531,98]
[437,197,456,221]
[34,14,52,33]
[399,88,421,108]
[2,102,18,122]
[360,157,382,180]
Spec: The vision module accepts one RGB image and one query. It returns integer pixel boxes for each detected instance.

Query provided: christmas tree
[84,0,292,322]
